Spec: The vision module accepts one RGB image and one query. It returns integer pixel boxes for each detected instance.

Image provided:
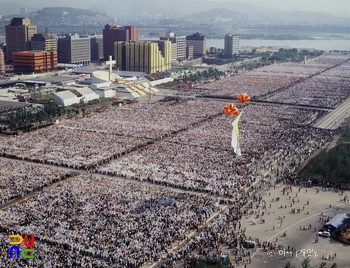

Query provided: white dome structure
[92,71,121,84]
[90,71,121,90]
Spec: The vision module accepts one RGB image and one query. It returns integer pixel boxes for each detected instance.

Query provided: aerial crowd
[0,53,348,267]
[196,54,350,108]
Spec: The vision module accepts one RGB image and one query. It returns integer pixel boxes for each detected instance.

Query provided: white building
[160,31,186,62]
[224,34,239,57]
[54,87,99,106]
[53,91,80,106]
[94,86,117,98]
[74,87,99,103]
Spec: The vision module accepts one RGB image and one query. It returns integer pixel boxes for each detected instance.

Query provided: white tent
[53,91,80,107]
[75,87,99,103]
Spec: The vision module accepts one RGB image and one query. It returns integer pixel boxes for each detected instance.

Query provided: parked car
[318,231,331,237]
[318,228,330,232]
[244,240,256,248]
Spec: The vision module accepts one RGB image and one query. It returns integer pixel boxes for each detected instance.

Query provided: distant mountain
[88,0,350,27]
[36,7,97,17]
[28,7,112,29]
[188,8,350,27]
[89,0,273,17]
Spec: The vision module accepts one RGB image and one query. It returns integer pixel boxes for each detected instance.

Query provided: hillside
[299,120,350,189]
[30,7,112,27]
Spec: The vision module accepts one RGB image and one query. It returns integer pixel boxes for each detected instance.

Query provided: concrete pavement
[314,97,350,129]
[244,185,350,268]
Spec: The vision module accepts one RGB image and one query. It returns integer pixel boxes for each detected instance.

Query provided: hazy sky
[3,0,350,16]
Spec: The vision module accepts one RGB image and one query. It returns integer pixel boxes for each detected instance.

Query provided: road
[313,97,350,129]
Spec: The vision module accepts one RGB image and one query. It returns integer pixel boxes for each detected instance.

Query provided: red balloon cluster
[223,103,239,116]
[236,93,251,103]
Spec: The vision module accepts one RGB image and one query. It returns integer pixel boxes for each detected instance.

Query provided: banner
[231,111,242,156]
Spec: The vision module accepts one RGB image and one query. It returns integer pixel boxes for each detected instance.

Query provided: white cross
[106,55,116,81]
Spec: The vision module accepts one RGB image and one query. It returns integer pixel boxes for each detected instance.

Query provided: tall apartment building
[90,35,103,60]
[13,50,57,72]
[30,33,56,51]
[0,49,5,74]
[160,31,186,62]
[186,32,206,58]
[5,18,37,62]
[224,34,239,57]
[103,24,138,60]
[114,40,171,74]
[57,34,90,65]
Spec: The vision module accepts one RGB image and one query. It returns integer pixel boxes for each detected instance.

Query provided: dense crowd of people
[0,54,347,267]
[0,175,217,267]
[0,100,224,170]
[0,158,76,204]
[98,104,334,196]
[265,75,350,108]
[196,71,304,98]
[195,54,350,106]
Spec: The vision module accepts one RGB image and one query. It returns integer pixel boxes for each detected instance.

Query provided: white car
[318,231,331,237]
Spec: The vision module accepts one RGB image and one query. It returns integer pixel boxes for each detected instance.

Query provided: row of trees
[177,68,224,83]
[265,48,324,62]
[285,258,337,268]
[1,104,64,131]
[299,123,350,189]
[299,144,350,188]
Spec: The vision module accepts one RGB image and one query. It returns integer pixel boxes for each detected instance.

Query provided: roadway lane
[314,97,350,129]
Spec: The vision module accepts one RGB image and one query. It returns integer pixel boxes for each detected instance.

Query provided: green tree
[284,261,292,268]
[301,258,311,268]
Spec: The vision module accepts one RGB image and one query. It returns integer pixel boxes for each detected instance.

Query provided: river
[0,36,348,51]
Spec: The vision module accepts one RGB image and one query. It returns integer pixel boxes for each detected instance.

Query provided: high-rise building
[103,24,138,60]
[13,50,57,72]
[160,31,186,62]
[57,34,90,65]
[186,32,206,58]
[90,35,103,60]
[30,33,56,51]
[224,34,239,57]
[5,18,37,62]
[0,49,5,74]
[186,45,193,60]
[114,40,171,74]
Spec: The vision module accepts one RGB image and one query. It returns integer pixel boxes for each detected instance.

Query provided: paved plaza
[242,185,350,268]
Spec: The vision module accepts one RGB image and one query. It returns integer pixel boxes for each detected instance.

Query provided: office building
[5,18,37,62]
[114,40,171,74]
[186,32,206,58]
[186,45,193,60]
[103,24,138,60]
[30,33,56,51]
[224,34,239,57]
[160,31,186,62]
[13,50,58,72]
[90,35,104,60]
[0,49,5,74]
[57,34,90,65]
